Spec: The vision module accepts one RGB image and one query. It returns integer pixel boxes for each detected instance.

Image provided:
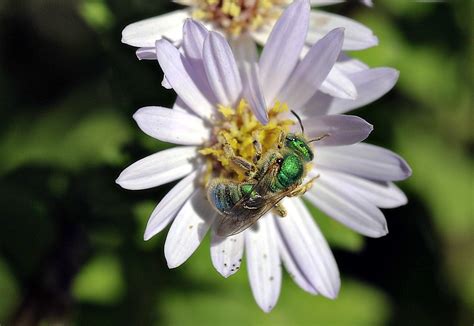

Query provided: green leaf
[79,0,115,31]
[0,258,20,320]
[0,96,133,175]
[72,253,125,304]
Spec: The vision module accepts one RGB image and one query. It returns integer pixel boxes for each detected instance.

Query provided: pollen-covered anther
[199,99,294,185]
[192,0,284,36]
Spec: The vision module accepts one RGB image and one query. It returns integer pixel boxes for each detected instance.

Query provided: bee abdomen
[208,182,253,214]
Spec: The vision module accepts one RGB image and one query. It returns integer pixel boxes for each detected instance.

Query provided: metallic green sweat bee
[208,112,324,237]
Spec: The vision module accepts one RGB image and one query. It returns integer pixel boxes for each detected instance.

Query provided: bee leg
[219,134,257,175]
[289,176,319,197]
[252,131,263,164]
[277,130,286,150]
[232,157,255,175]
[273,203,288,217]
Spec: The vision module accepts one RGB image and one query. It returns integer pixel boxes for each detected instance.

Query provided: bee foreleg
[230,157,256,176]
[220,134,257,174]
[273,203,288,217]
[252,131,263,164]
[277,129,286,150]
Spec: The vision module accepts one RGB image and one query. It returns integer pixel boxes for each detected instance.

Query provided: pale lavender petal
[203,32,242,106]
[172,97,193,113]
[335,54,369,74]
[328,68,400,114]
[136,47,156,60]
[361,0,373,7]
[116,146,197,190]
[315,143,412,181]
[144,170,199,240]
[133,107,209,145]
[174,0,195,4]
[320,65,357,100]
[259,0,310,104]
[297,91,332,117]
[305,170,388,237]
[317,168,408,208]
[210,232,244,278]
[250,21,274,46]
[122,10,190,47]
[246,217,281,313]
[307,11,378,50]
[279,28,344,110]
[162,75,172,89]
[276,198,340,298]
[181,20,219,107]
[165,189,217,268]
[155,39,213,119]
[231,35,269,124]
[310,0,344,5]
[277,233,318,295]
[311,0,372,7]
[302,115,373,146]
[182,19,208,59]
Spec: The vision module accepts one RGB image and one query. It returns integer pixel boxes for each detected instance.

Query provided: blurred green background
[0,0,472,325]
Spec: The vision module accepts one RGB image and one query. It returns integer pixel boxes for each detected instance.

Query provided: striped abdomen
[207,181,256,214]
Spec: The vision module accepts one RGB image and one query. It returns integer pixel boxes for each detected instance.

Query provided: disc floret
[192,0,284,36]
[199,99,294,183]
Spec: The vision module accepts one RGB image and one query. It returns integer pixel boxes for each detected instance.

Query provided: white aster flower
[117,0,411,312]
[122,0,379,100]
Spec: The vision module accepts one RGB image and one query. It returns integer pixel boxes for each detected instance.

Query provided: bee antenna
[308,134,330,143]
[290,110,305,134]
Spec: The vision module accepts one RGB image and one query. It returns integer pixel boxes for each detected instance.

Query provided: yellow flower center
[199,99,294,185]
[192,0,285,36]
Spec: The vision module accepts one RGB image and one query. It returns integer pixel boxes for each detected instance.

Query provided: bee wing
[216,161,292,237]
[215,187,295,237]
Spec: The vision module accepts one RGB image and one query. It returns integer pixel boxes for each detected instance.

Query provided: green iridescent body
[208,133,314,237]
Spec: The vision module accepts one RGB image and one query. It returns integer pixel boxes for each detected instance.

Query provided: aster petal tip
[372,219,389,238]
[324,280,340,299]
[307,173,390,238]
[115,175,124,186]
[259,0,310,103]
[304,115,373,146]
[116,147,197,190]
[327,67,401,114]
[135,47,156,61]
[133,107,209,145]
[166,260,180,269]
[316,144,412,182]
[164,190,216,269]
[183,17,204,31]
[143,234,151,241]
[371,34,379,47]
[121,10,189,47]
[279,25,344,109]
[256,109,270,125]
[400,158,413,179]
[210,232,244,278]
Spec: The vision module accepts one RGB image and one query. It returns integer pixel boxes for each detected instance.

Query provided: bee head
[285,133,314,162]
